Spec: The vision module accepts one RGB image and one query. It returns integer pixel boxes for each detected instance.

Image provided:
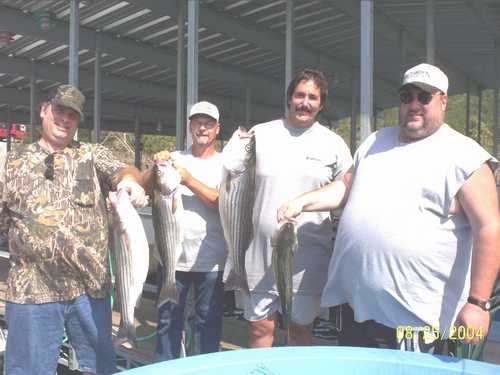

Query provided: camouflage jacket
[0,141,126,304]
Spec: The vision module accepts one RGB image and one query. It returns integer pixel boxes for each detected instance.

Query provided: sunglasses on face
[191,121,217,129]
[44,154,54,180]
[399,90,441,105]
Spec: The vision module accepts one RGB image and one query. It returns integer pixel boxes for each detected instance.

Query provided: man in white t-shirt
[278,63,500,354]
[143,101,226,359]
[243,69,353,347]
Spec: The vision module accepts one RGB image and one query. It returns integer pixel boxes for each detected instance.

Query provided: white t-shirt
[246,118,353,295]
[172,149,226,272]
[321,124,497,331]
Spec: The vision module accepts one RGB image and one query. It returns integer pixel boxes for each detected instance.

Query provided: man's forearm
[113,166,142,189]
[184,177,219,209]
[458,163,500,301]
[469,223,500,300]
[302,171,352,212]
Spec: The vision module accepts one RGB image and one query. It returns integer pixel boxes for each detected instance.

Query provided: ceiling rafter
[0,5,281,106]
[464,0,500,43]
[0,4,358,120]
[0,54,281,126]
[125,0,399,97]
[0,86,169,122]
[324,0,479,90]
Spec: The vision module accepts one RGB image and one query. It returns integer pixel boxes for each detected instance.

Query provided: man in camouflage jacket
[0,84,145,375]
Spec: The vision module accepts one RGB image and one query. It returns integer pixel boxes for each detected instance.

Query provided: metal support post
[176,1,186,150]
[465,80,470,136]
[93,32,102,143]
[350,70,358,154]
[285,0,294,116]
[134,115,141,170]
[69,0,80,86]
[30,59,37,142]
[426,0,435,64]
[360,0,373,143]
[477,88,482,144]
[186,0,199,149]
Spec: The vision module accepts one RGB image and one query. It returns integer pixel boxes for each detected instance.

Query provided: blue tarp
[119,346,500,374]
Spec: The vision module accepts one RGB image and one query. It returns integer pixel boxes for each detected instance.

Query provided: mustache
[295,105,312,113]
[406,109,423,115]
[404,111,422,118]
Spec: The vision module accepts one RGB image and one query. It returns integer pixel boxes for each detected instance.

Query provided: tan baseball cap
[51,84,85,119]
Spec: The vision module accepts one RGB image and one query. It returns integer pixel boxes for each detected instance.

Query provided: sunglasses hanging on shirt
[44,153,55,180]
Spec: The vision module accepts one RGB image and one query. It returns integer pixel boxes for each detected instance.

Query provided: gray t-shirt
[321,124,497,331]
[172,149,226,272]
[246,118,353,295]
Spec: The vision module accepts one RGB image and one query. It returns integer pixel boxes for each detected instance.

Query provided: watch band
[467,296,492,311]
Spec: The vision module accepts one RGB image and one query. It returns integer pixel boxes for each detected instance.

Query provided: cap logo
[406,70,430,81]
[60,89,74,100]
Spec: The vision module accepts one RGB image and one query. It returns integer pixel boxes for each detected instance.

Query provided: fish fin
[223,269,237,291]
[172,195,177,213]
[224,173,232,193]
[151,244,163,265]
[270,226,280,248]
[222,255,234,282]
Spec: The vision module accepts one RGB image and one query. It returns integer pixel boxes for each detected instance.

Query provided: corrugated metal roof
[0,0,499,135]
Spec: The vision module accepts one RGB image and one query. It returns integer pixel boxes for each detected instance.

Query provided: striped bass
[271,222,297,345]
[109,190,149,347]
[220,128,255,294]
[152,162,183,307]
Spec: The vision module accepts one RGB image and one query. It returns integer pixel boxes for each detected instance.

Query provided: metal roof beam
[0,55,166,99]
[324,0,480,89]
[0,54,280,123]
[0,5,281,105]
[0,86,169,123]
[464,0,500,43]
[0,5,354,120]
[125,0,399,96]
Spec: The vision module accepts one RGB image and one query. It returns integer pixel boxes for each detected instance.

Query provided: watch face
[485,301,492,310]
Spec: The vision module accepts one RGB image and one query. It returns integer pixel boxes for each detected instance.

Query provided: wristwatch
[467,296,493,311]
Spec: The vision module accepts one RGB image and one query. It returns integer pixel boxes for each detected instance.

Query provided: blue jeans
[154,270,224,361]
[5,294,116,375]
[338,304,456,355]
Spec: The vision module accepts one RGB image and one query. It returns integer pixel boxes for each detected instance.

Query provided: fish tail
[223,269,237,291]
[116,321,137,348]
[283,311,291,346]
[157,283,179,307]
[224,270,249,294]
